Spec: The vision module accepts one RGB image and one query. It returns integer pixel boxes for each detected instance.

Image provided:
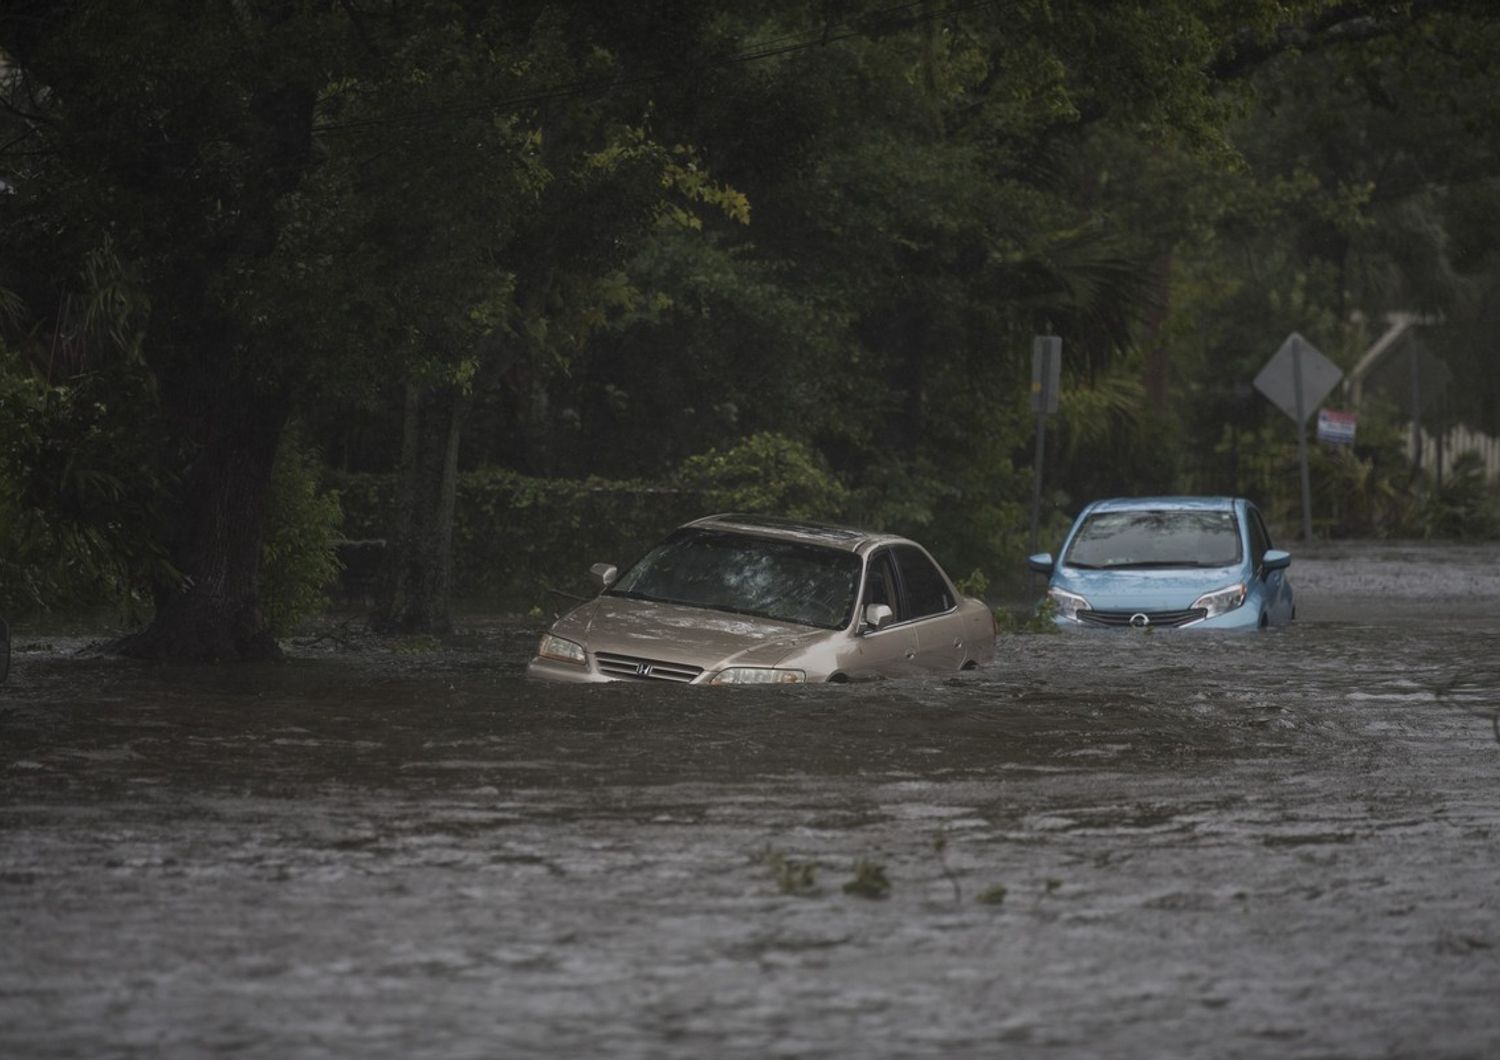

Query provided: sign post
[1253,332,1342,542]
[1028,335,1062,556]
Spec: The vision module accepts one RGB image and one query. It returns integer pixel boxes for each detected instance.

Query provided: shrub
[0,338,173,618]
[1422,451,1499,539]
[672,431,849,520]
[260,432,344,636]
[332,468,706,611]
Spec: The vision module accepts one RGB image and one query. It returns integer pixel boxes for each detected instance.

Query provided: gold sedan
[527,513,997,685]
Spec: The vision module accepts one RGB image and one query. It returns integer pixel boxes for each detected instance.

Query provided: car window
[608,529,862,629]
[862,550,903,621]
[894,545,953,618]
[1247,506,1271,568]
[1064,510,1243,569]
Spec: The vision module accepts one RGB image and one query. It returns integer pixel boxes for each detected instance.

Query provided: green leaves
[673,433,849,521]
[258,430,344,638]
[0,339,176,616]
[5,0,1498,636]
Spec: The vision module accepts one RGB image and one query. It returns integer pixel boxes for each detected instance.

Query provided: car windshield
[1063,509,1242,569]
[607,528,862,630]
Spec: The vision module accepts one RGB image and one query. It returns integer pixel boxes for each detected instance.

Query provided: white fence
[1412,423,1500,483]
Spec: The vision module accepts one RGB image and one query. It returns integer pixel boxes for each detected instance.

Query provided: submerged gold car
[527,514,997,684]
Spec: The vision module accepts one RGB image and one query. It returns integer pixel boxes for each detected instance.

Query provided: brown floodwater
[2,541,1498,1059]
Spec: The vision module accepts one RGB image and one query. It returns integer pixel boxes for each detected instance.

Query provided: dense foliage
[259,430,345,637]
[3,1,1498,647]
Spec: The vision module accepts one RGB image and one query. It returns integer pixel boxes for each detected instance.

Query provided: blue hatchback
[1027,496,1295,631]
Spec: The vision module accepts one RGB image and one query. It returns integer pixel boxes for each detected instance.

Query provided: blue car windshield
[1063,510,1242,569]
[608,529,862,630]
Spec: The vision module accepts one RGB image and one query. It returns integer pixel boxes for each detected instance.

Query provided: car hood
[1055,565,1243,610]
[552,595,828,670]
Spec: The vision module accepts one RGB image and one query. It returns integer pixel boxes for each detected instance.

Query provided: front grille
[594,651,704,683]
[1079,608,1207,629]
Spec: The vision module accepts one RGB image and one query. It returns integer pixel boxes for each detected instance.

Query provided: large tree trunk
[115,381,290,662]
[370,381,470,635]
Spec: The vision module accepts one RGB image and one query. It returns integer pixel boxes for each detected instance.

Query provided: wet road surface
[3,541,1498,1058]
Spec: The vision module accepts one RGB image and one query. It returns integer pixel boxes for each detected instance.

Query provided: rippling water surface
[3,541,1498,1059]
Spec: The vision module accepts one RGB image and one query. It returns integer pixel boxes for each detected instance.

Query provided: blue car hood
[1054,565,1242,610]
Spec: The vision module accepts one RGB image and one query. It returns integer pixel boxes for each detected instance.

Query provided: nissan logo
[1129,613,1151,628]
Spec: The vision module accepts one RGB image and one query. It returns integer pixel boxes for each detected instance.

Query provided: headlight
[1192,582,1246,618]
[537,632,586,665]
[1046,587,1090,621]
[710,667,806,685]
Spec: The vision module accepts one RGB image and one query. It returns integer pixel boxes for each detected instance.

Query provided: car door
[893,545,967,671]
[1247,504,1294,622]
[849,549,920,678]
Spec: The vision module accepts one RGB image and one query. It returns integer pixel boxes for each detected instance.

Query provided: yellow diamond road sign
[1254,332,1342,425]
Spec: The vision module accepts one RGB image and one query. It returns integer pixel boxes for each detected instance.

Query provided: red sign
[1317,408,1357,445]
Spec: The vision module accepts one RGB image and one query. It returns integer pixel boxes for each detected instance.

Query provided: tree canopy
[3,0,1497,653]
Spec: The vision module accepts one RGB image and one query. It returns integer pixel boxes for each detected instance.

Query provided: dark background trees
[3,1,1498,657]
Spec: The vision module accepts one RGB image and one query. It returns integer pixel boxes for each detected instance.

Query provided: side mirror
[862,602,895,633]
[590,563,618,590]
[1261,549,1291,573]
[1026,552,1055,575]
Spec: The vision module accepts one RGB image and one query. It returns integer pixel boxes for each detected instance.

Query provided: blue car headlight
[1047,586,1090,621]
[1192,582,1246,618]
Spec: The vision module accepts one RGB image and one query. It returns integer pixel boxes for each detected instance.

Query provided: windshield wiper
[606,591,834,628]
[681,601,830,627]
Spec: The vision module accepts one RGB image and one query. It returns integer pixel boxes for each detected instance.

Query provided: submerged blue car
[1027,496,1295,630]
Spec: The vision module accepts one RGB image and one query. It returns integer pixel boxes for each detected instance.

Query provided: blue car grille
[1079,608,1207,629]
[594,651,704,683]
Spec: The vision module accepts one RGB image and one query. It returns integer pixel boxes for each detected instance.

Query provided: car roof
[684,513,904,553]
[1083,495,1242,514]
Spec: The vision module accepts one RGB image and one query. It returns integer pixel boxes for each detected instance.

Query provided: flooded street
[3,541,1498,1059]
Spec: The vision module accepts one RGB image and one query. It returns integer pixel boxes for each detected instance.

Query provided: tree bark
[369,381,470,635]
[114,381,290,662]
